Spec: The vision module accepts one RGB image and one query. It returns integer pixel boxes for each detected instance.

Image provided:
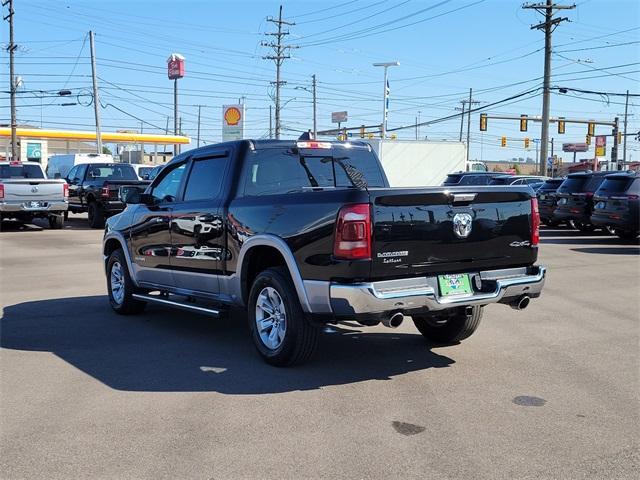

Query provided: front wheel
[107,248,146,315]
[247,267,319,366]
[412,306,483,344]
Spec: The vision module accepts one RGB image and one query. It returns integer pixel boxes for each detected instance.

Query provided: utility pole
[611,117,619,168]
[312,74,317,138]
[269,105,273,139]
[4,0,18,160]
[523,0,575,175]
[263,5,296,140]
[196,105,202,148]
[417,111,421,140]
[623,90,629,165]
[89,31,103,154]
[465,88,480,163]
[458,102,465,142]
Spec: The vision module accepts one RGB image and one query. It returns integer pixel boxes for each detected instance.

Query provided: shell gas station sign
[222,104,245,141]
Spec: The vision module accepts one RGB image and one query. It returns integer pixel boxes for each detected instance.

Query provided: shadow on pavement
[0,214,92,232]
[571,247,640,255]
[1,295,454,394]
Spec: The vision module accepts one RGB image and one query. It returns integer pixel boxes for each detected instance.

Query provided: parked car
[103,139,546,366]
[442,171,504,186]
[46,153,113,179]
[489,175,549,186]
[0,161,68,229]
[65,162,150,228]
[552,171,610,232]
[536,178,565,226]
[129,164,158,181]
[591,171,639,240]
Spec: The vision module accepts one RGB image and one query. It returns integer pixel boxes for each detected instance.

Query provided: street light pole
[89,31,103,154]
[312,74,317,138]
[373,61,399,139]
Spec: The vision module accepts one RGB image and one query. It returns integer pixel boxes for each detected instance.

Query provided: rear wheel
[107,248,146,314]
[570,220,595,232]
[48,214,64,229]
[88,201,105,229]
[247,267,319,366]
[412,306,483,344]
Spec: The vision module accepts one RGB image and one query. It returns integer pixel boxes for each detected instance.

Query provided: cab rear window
[0,164,45,179]
[443,174,462,185]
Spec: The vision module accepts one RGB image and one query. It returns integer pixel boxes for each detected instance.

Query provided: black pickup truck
[65,162,149,228]
[103,139,546,366]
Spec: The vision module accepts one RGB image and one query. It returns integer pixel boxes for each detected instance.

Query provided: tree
[102,146,112,155]
[512,164,522,175]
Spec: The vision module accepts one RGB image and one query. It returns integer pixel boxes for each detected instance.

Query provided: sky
[1,0,639,162]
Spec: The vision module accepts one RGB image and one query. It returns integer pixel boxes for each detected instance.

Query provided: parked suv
[103,139,545,366]
[553,171,610,232]
[591,171,639,239]
[442,171,503,186]
[536,178,565,226]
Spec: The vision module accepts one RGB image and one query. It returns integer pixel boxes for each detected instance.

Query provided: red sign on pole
[167,53,185,80]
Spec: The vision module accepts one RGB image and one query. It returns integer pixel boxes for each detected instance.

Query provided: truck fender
[103,231,139,287]
[234,234,312,313]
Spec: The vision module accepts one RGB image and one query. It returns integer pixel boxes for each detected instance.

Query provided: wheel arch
[103,232,139,286]
[236,235,311,312]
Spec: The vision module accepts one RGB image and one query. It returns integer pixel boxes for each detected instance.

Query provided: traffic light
[501,136,507,147]
[520,115,528,132]
[557,117,565,134]
[524,137,530,149]
[480,113,487,131]
[586,135,591,146]
[587,121,595,137]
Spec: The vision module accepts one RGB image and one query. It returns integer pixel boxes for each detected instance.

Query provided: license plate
[25,201,44,208]
[438,274,473,296]
[539,194,546,200]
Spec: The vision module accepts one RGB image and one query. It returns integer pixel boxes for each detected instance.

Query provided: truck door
[129,161,188,287]
[169,150,231,295]
[65,164,86,210]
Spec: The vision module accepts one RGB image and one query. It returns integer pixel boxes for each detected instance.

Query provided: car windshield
[558,176,588,193]
[540,179,563,190]
[596,177,634,194]
[0,164,45,179]
[489,177,513,185]
[137,167,154,177]
[86,164,137,181]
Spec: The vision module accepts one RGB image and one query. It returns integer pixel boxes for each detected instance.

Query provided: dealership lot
[1,217,638,479]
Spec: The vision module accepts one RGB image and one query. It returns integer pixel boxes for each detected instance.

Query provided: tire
[63,211,69,220]
[106,248,146,315]
[48,215,64,229]
[412,306,483,344]
[617,230,639,240]
[88,201,105,229]
[571,220,595,233]
[545,219,560,227]
[247,267,319,366]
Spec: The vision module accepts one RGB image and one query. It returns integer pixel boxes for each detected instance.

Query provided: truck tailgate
[1,179,66,202]
[370,187,537,279]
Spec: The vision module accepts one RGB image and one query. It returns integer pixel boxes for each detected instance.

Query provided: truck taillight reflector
[101,186,110,198]
[0,184,4,199]
[531,197,540,246]
[63,183,69,200]
[334,203,371,260]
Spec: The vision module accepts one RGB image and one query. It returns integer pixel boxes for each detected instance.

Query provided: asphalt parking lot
[1,216,638,480]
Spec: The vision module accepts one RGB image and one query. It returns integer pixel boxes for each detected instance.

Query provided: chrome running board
[132,293,221,317]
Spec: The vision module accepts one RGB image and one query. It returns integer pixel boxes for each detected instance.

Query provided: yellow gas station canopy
[0,127,190,144]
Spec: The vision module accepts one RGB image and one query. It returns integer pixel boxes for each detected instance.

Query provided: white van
[46,153,114,179]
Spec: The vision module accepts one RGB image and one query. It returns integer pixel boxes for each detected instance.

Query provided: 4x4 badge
[453,213,473,238]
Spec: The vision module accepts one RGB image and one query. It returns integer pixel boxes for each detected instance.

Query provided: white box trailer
[362,139,466,187]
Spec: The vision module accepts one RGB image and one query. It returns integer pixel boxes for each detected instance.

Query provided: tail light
[333,203,371,260]
[101,186,110,198]
[63,183,69,200]
[0,184,4,200]
[531,197,540,246]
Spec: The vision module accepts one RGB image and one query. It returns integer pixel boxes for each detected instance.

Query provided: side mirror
[120,187,142,204]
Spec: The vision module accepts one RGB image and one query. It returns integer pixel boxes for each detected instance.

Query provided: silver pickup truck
[0,161,68,229]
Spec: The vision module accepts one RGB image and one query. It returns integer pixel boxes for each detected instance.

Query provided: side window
[183,155,229,201]
[75,164,87,181]
[151,163,187,203]
[512,179,524,185]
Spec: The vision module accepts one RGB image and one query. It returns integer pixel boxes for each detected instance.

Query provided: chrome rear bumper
[329,266,546,315]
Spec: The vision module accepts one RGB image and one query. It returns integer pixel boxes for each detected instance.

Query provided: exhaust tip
[511,295,531,310]
[382,312,405,328]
